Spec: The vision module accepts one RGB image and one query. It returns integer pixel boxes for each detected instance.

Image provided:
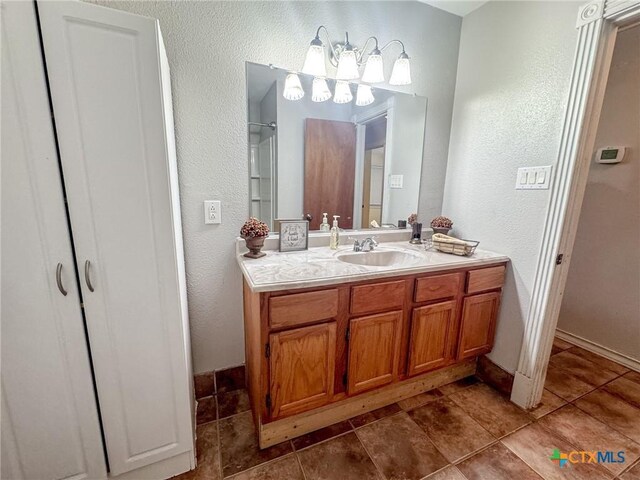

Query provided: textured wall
[558,26,640,361]
[87,0,462,373]
[442,1,578,372]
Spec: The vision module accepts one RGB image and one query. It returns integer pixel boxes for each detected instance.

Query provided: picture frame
[278,220,309,252]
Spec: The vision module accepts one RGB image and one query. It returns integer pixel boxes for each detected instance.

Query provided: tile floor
[177,339,640,480]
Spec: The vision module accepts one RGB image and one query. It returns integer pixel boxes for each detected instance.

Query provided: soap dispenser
[320,212,330,232]
[330,215,340,249]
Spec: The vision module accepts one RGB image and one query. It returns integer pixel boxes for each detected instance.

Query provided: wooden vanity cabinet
[243,262,506,448]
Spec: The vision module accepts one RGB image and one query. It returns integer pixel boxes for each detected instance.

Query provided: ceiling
[420,1,488,17]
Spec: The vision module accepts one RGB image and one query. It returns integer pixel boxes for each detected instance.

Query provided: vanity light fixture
[355,84,375,106]
[301,26,411,85]
[333,80,353,104]
[311,77,332,102]
[283,73,304,101]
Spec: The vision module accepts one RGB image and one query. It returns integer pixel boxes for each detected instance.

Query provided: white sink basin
[336,249,424,267]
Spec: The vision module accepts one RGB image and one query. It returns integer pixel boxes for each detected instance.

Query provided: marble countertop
[238,240,509,292]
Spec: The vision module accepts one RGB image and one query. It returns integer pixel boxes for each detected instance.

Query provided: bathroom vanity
[238,237,508,448]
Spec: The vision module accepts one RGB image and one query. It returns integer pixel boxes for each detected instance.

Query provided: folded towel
[432,233,473,247]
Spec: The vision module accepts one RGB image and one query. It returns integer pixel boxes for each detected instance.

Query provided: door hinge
[345,328,350,342]
[342,372,348,386]
[556,254,564,265]
[265,394,271,411]
[265,343,270,358]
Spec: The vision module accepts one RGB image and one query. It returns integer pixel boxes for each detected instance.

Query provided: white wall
[88,0,462,373]
[442,1,579,372]
[558,26,640,362]
[384,94,428,224]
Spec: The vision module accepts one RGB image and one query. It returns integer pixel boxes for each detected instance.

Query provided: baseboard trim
[555,329,640,372]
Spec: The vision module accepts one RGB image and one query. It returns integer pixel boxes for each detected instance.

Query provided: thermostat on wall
[595,146,626,164]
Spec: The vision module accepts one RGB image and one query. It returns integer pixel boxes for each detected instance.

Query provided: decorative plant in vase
[430,216,453,235]
[241,217,269,258]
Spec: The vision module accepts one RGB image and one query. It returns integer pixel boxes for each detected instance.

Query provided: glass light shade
[355,84,375,106]
[311,77,331,102]
[283,73,304,101]
[335,49,360,80]
[302,44,327,77]
[333,80,353,104]
[389,55,412,85]
[361,54,384,83]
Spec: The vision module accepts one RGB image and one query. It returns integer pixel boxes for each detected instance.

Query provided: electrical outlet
[204,200,221,224]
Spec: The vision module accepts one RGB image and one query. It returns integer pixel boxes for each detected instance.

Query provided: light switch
[389,175,404,189]
[515,166,552,190]
[204,200,221,224]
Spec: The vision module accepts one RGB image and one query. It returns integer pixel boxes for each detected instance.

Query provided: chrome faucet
[352,237,378,252]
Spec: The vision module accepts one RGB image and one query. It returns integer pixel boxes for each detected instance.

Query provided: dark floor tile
[297,432,382,480]
[194,371,216,399]
[476,356,514,396]
[356,412,448,480]
[457,442,541,480]
[425,466,467,480]
[349,403,401,428]
[544,362,598,402]
[603,376,640,409]
[538,404,640,475]
[527,389,566,419]
[219,411,292,477]
[566,346,629,375]
[171,422,220,480]
[292,421,352,450]
[197,396,217,425]
[448,383,531,437]
[397,389,443,411]
[552,337,574,351]
[549,350,619,387]
[217,389,250,419]
[574,389,640,443]
[227,455,304,480]
[408,397,494,463]
[625,371,640,384]
[502,422,612,480]
[216,365,246,393]
[438,376,480,395]
[622,461,640,480]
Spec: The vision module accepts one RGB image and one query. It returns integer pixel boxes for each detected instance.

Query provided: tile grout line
[352,427,390,480]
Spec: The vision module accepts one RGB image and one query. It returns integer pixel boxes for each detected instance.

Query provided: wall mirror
[247,62,427,231]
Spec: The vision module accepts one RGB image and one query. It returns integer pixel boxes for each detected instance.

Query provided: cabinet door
[408,301,456,376]
[38,2,193,475]
[270,323,337,419]
[458,293,500,359]
[1,3,106,478]
[347,311,402,395]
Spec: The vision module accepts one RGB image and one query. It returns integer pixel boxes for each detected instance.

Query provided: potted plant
[430,216,453,235]
[241,217,269,258]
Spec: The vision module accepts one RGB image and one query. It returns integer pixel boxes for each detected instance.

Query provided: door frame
[511,0,640,409]
[352,98,395,228]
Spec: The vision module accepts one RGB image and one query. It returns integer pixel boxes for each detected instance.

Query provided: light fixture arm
[313,25,339,65]
[379,39,407,55]
[356,36,379,64]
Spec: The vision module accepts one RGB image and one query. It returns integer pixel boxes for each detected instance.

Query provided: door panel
[458,293,500,359]
[38,1,193,474]
[408,301,456,376]
[304,119,356,229]
[1,3,106,478]
[270,323,337,419]
[348,311,402,395]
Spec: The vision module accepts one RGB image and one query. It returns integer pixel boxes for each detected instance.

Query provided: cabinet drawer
[269,289,339,329]
[350,280,405,315]
[466,265,505,294]
[414,273,462,303]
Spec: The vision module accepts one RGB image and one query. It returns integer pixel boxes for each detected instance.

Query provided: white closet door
[38,1,194,476]
[0,2,106,479]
